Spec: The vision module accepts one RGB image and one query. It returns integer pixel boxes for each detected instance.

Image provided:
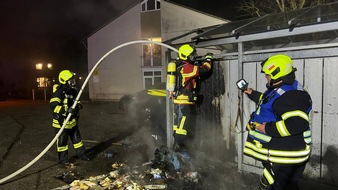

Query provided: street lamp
[36,63,43,70]
[47,63,53,69]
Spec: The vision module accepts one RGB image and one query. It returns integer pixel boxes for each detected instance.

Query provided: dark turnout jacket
[244,80,312,164]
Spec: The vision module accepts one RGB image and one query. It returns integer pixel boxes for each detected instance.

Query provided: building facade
[86,0,226,101]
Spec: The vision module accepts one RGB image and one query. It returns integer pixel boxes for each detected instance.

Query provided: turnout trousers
[54,125,85,163]
[260,161,306,190]
[173,103,197,152]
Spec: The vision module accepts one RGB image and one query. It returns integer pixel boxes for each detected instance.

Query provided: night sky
[0,0,238,97]
[0,0,139,74]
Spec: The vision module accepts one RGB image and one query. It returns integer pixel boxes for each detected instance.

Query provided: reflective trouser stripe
[57,145,68,152]
[263,168,274,185]
[173,116,187,135]
[73,141,84,149]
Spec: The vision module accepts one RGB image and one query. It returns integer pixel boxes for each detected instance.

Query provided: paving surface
[0,100,337,190]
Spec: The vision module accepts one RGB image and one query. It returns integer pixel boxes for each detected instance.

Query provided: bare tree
[237,0,338,18]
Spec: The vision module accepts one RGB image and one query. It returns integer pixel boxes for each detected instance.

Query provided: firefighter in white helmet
[243,54,312,189]
[167,44,213,159]
[49,70,90,167]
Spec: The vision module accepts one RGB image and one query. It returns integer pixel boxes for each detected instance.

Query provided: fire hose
[0,40,178,184]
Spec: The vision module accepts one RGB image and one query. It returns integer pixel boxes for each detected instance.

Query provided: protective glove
[68,107,79,115]
[77,103,83,109]
[246,122,259,131]
[205,53,213,62]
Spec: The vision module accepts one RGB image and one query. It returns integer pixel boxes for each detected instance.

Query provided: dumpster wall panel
[221,60,232,150]
[293,59,304,84]
[227,60,240,161]
[303,58,323,179]
[321,57,338,186]
[242,62,259,166]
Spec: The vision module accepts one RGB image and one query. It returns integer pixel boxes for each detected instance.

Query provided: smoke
[65,0,139,38]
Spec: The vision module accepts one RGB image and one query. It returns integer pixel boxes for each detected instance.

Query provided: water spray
[0,40,178,184]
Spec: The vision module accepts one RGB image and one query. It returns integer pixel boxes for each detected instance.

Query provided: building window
[141,0,161,12]
[143,70,162,89]
[35,62,53,88]
[142,38,162,89]
[142,38,162,67]
[37,77,51,88]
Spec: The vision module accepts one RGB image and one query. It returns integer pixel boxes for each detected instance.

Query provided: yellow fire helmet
[59,70,74,84]
[178,44,196,60]
[261,54,294,80]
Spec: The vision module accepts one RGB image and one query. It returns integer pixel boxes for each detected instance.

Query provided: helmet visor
[189,51,197,62]
[67,78,76,87]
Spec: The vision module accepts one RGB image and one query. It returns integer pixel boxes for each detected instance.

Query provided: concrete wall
[87,4,142,101]
[161,1,226,43]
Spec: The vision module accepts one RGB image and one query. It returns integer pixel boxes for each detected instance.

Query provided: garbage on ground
[109,170,119,178]
[52,146,199,190]
[144,184,167,189]
[58,171,78,184]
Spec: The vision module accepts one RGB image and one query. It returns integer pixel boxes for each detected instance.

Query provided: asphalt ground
[0,100,336,190]
[0,100,150,189]
[0,100,243,190]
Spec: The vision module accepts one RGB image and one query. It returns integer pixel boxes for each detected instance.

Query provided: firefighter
[50,70,90,167]
[243,54,312,190]
[167,44,213,158]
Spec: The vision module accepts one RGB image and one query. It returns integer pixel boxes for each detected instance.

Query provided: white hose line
[0,40,178,184]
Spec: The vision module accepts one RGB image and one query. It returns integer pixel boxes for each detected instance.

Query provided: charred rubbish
[53,146,202,190]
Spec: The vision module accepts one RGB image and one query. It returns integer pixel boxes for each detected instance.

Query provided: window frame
[142,39,162,67]
[141,0,161,12]
[142,68,162,89]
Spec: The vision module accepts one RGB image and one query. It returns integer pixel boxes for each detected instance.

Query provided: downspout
[165,50,174,149]
[237,42,244,171]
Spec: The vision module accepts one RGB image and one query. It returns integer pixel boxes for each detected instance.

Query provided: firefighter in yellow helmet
[49,70,89,167]
[167,44,213,159]
[242,54,312,189]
